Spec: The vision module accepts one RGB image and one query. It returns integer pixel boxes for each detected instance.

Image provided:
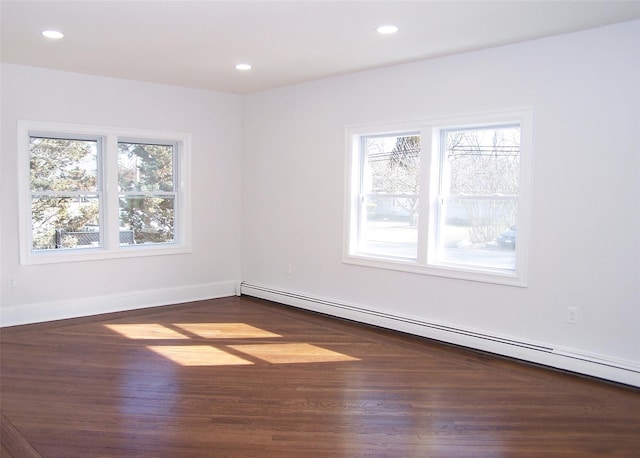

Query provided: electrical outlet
[286,263,292,275]
[567,307,578,324]
[8,277,17,288]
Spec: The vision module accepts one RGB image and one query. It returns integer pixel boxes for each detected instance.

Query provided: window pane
[439,198,517,270]
[365,135,421,195]
[30,138,98,192]
[32,196,100,250]
[444,126,519,196]
[359,134,420,259]
[436,126,520,271]
[118,143,174,192]
[119,197,175,245]
[360,195,419,258]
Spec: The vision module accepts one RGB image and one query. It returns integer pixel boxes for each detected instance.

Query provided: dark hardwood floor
[1,296,639,457]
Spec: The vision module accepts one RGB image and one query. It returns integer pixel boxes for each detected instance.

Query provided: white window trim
[343,109,532,287]
[18,121,192,265]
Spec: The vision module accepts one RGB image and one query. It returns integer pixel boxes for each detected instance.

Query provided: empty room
[1,1,639,456]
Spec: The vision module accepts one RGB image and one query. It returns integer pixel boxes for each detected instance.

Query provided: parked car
[496,226,516,249]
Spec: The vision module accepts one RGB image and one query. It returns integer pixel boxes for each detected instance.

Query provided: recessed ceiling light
[42,30,64,39]
[235,63,252,71]
[376,25,399,35]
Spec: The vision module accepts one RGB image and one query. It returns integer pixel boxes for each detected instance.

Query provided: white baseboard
[241,282,640,388]
[0,280,239,327]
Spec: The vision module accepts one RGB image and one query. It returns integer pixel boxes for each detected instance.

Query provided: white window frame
[344,109,532,286]
[18,121,192,265]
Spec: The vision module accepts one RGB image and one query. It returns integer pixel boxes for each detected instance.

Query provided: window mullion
[103,135,120,250]
[425,127,443,265]
[416,127,432,265]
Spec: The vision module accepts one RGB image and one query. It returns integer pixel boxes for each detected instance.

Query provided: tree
[30,138,99,249]
[445,127,520,244]
[29,138,176,250]
[367,135,421,226]
[118,143,175,243]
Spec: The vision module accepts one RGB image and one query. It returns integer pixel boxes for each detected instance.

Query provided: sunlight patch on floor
[147,345,254,366]
[174,323,281,339]
[105,322,359,366]
[229,343,361,364]
[105,324,189,340]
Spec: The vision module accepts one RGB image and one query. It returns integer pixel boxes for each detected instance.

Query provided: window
[29,136,101,251]
[345,110,531,286]
[118,141,177,246]
[19,122,191,264]
[357,133,421,260]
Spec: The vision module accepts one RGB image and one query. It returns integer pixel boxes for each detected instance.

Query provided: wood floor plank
[0,413,41,457]
[1,444,13,458]
[1,296,639,456]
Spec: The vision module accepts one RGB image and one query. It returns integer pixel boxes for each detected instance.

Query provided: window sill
[343,253,527,287]
[21,243,191,265]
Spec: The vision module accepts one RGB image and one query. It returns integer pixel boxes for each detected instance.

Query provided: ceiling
[2,1,640,94]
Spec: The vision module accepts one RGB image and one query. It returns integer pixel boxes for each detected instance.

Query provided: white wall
[1,64,244,324]
[1,21,638,385]
[242,21,640,384]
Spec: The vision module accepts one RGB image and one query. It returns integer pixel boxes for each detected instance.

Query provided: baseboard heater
[241,282,640,387]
